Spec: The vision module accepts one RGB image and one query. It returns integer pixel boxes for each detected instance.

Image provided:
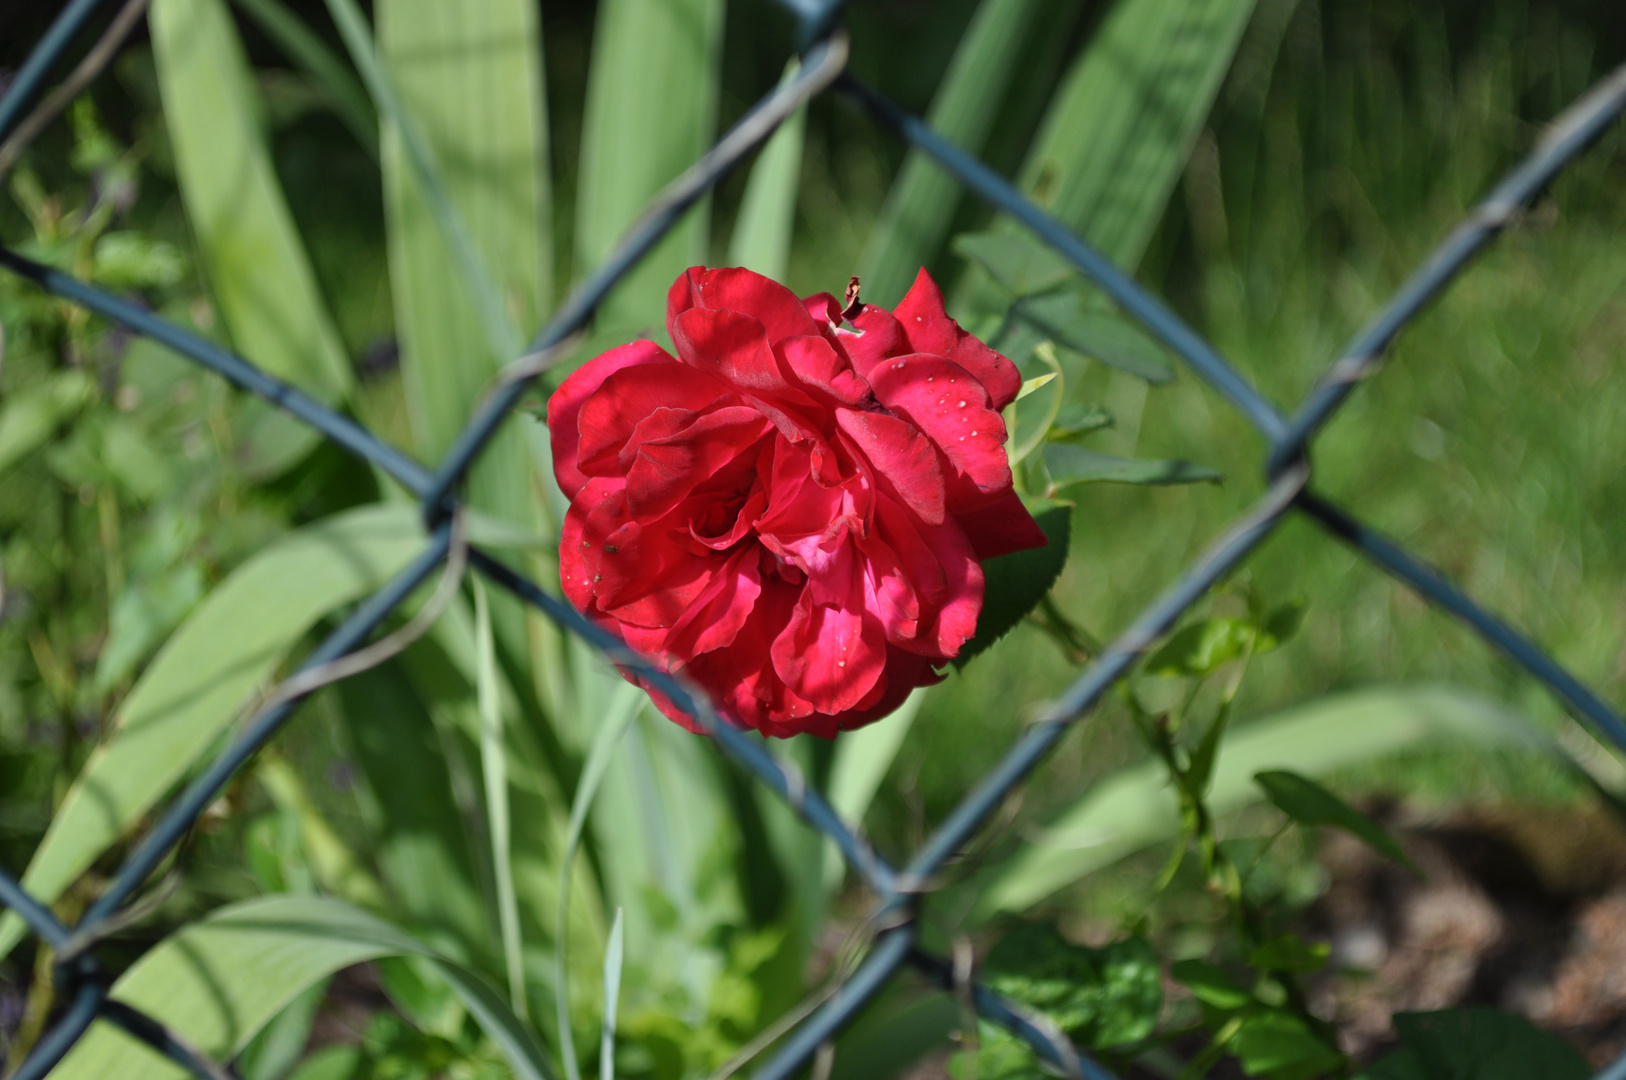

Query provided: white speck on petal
[971,430,978,436]
[957,400,966,408]
[837,660,846,667]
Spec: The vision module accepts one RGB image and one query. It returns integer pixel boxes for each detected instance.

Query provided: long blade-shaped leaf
[231,0,378,156]
[1014,0,1259,267]
[973,685,1567,918]
[727,60,806,282]
[149,0,354,402]
[576,0,724,335]
[369,0,554,662]
[50,896,556,1080]
[861,0,1049,305]
[0,504,426,959]
[475,580,527,1020]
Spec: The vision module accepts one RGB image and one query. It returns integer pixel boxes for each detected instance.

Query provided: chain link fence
[2,2,1625,1078]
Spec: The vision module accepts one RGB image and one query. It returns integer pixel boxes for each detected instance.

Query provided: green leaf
[1145,618,1252,677]
[974,685,1570,918]
[1230,1009,1343,1080]
[576,0,723,332]
[367,0,553,662]
[1357,1008,1589,1080]
[1016,294,1176,383]
[1046,401,1113,442]
[953,499,1071,667]
[1255,599,1306,653]
[1014,0,1260,268]
[91,232,187,289]
[1247,935,1330,975]
[0,504,426,959]
[92,562,206,691]
[953,230,1074,297]
[1254,770,1418,873]
[1044,443,1221,490]
[983,926,1163,1050]
[0,369,94,477]
[1170,959,1250,1011]
[601,907,625,1080]
[861,0,1050,305]
[1016,371,1057,401]
[149,0,354,406]
[50,896,557,1080]
[231,0,379,156]
[727,59,806,282]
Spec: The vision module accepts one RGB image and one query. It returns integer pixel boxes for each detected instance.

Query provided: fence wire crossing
[1,2,1625,1078]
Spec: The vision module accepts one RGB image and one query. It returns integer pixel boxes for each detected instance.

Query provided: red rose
[549,266,1047,738]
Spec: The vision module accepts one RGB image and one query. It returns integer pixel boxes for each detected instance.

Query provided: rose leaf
[953,499,1071,668]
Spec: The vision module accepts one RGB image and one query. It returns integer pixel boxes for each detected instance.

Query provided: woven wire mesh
[2,2,1626,1078]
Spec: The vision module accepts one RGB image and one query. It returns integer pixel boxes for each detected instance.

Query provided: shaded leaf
[1044,443,1221,490]
[1046,401,1113,442]
[862,0,1052,304]
[1018,293,1175,383]
[983,925,1163,1049]
[1357,1008,1588,1080]
[953,230,1074,297]
[1247,935,1330,975]
[953,499,1071,667]
[1171,959,1250,1011]
[1255,770,1418,873]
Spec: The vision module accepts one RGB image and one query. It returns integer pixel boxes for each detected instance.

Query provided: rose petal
[771,571,886,714]
[842,304,908,378]
[865,353,1012,511]
[779,334,874,408]
[664,545,763,659]
[668,266,820,343]
[576,362,732,477]
[549,339,673,497]
[834,406,945,526]
[623,405,773,521]
[893,268,1022,410]
[953,486,1050,561]
[672,306,799,395]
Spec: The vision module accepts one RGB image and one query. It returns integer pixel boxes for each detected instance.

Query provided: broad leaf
[953,230,1074,297]
[1017,293,1176,383]
[974,685,1569,918]
[1229,1008,1342,1080]
[953,499,1072,667]
[1145,618,1252,677]
[0,505,425,959]
[1358,1008,1589,1080]
[1255,770,1418,873]
[50,895,556,1080]
[1045,443,1221,490]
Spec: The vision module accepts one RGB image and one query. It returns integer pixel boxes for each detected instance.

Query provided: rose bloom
[549,266,1047,738]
